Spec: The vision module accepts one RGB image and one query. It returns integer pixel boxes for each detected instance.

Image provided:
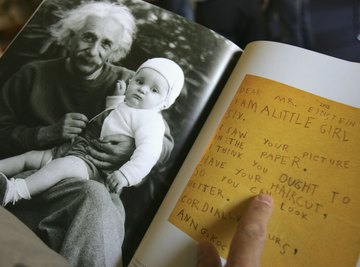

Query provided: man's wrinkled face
[68,15,123,76]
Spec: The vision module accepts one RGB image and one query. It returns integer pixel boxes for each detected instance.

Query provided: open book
[0,0,359,267]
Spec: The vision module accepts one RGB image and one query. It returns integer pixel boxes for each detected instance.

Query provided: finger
[86,146,115,163]
[85,153,113,169]
[61,133,80,140]
[114,183,123,194]
[67,113,89,122]
[105,175,114,183]
[108,177,118,188]
[88,139,114,153]
[64,126,84,135]
[197,241,222,267]
[110,181,119,192]
[88,140,126,162]
[225,194,273,267]
[100,134,134,145]
[108,185,115,193]
[66,119,87,129]
[106,179,115,191]
[92,140,118,153]
[104,177,113,188]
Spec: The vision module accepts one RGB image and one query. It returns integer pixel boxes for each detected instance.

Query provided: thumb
[197,241,222,267]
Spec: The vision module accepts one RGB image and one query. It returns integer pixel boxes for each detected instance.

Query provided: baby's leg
[2,155,89,206]
[25,156,89,196]
[0,150,52,177]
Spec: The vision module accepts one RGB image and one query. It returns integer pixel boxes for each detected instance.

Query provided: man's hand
[86,134,136,170]
[106,170,128,194]
[37,113,88,147]
[197,194,273,267]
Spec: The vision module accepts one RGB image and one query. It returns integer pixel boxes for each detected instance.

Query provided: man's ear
[65,31,76,46]
[69,30,76,38]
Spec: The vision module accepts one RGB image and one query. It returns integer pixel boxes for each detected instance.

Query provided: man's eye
[102,40,112,49]
[151,87,159,93]
[135,79,143,84]
[81,34,95,42]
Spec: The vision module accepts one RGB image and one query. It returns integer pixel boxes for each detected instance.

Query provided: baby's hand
[105,80,126,108]
[114,80,127,96]
[106,170,128,194]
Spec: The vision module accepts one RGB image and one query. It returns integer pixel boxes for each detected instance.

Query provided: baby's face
[125,68,169,109]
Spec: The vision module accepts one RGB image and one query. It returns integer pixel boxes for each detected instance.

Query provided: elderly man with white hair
[0,1,173,266]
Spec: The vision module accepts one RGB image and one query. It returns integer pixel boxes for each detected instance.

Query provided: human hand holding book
[197,194,273,267]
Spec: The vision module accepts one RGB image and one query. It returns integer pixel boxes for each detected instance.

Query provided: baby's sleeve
[119,113,165,186]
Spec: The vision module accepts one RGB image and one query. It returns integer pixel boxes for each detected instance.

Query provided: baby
[0,57,184,205]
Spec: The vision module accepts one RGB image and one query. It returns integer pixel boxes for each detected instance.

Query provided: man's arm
[0,70,39,158]
[0,112,88,159]
[0,68,88,158]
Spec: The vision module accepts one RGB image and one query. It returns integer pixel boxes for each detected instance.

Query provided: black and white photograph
[0,0,240,266]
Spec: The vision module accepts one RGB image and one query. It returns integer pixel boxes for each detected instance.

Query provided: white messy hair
[49,1,137,62]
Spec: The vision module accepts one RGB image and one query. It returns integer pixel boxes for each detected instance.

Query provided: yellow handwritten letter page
[169,75,360,267]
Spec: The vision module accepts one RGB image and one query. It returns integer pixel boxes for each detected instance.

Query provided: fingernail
[257,194,273,207]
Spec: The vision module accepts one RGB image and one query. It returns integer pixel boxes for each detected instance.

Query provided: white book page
[129,41,360,267]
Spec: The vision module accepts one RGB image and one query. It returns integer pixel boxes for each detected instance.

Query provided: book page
[0,0,241,265]
[129,41,360,267]
[169,74,360,267]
